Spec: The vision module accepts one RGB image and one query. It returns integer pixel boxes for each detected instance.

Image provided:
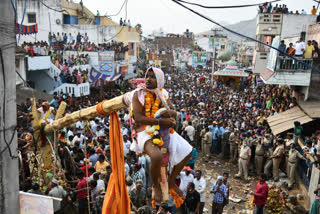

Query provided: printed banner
[19,192,54,214]
[89,67,122,84]
[100,62,114,75]
[192,51,207,67]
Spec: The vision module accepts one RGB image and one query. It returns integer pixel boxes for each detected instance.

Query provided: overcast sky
[81,0,318,35]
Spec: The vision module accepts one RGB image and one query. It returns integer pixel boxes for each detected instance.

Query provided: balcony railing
[276,56,313,72]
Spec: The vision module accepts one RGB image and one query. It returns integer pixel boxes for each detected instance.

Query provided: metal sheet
[267,106,313,135]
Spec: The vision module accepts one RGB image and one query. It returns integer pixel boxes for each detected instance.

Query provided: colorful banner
[89,67,122,84]
[19,191,54,214]
[100,62,114,75]
[16,23,38,35]
[192,51,207,67]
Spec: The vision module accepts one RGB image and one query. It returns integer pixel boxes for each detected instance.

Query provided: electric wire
[104,0,127,17]
[103,0,129,43]
[175,0,281,9]
[171,0,320,73]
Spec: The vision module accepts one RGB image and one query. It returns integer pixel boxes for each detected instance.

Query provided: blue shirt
[212,183,227,204]
[188,148,198,164]
[209,125,219,140]
[89,153,99,167]
[49,99,59,108]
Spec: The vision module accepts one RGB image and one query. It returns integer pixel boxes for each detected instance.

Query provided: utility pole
[0,0,19,214]
[211,28,222,85]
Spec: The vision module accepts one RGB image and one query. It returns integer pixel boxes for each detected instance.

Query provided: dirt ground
[189,153,308,214]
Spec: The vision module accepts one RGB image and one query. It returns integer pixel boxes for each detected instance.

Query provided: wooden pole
[44,95,126,133]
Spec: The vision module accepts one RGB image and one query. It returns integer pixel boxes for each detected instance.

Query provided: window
[27,13,36,23]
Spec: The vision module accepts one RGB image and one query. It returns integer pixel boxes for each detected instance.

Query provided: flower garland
[144,90,164,147]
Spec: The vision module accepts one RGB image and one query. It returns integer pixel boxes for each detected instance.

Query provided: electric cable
[10,0,17,21]
[171,0,320,73]
[104,0,128,17]
[0,48,18,159]
[103,0,129,43]
[175,0,281,9]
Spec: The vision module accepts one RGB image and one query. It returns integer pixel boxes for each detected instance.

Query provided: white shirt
[73,134,85,146]
[37,107,55,124]
[193,177,206,202]
[185,125,195,141]
[97,179,105,190]
[122,127,129,136]
[295,42,305,55]
[67,130,74,138]
[123,140,131,157]
[180,172,194,196]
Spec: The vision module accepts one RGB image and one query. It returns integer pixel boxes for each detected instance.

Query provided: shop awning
[267,106,313,135]
[214,65,249,77]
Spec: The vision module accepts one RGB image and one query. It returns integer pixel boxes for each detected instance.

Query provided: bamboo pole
[44,95,126,133]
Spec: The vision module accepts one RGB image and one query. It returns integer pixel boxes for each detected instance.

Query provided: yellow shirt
[94,161,109,174]
[305,45,315,58]
[312,8,317,15]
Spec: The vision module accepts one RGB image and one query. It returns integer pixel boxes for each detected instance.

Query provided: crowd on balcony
[258,3,318,15]
[21,32,128,60]
[277,38,320,59]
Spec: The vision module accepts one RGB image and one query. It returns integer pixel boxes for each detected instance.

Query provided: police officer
[229,128,239,163]
[271,138,285,181]
[255,137,265,176]
[236,138,251,181]
[287,144,307,189]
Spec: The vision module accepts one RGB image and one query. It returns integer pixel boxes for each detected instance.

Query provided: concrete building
[195,33,230,58]
[253,13,316,74]
[14,0,140,60]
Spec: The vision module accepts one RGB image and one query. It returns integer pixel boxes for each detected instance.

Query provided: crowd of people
[16,61,319,214]
[258,3,318,15]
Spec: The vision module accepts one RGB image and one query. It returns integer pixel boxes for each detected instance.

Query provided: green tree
[218,51,232,62]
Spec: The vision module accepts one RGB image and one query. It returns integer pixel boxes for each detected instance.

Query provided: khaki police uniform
[272,144,284,181]
[237,145,251,181]
[287,149,304,188]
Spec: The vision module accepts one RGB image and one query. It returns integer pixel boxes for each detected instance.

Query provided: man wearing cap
[271,138,284,181]
[180,167,194,196]
[236,138,251,181]
[129,179,147,213]
[209,121,219,153]
[229,128,239,163]
[285,195,307,214]
[287,144,307,189]
[210,176,227,214]
[47,178,67,213]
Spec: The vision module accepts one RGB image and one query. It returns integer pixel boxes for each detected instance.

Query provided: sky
[80,0,318,35]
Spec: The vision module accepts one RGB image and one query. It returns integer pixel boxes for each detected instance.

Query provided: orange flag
[102,112,130,214]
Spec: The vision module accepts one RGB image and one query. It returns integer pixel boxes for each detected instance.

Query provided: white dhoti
[130,130,193,167]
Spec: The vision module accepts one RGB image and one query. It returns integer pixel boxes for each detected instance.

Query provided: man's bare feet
[168,178,184,199]
[152,184,163,203]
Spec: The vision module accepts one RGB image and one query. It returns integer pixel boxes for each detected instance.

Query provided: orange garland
[169,188,184,208]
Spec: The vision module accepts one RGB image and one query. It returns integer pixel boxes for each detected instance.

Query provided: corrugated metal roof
[267,106,313,135]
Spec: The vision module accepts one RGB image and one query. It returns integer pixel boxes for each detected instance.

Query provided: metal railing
[276,56,313,72]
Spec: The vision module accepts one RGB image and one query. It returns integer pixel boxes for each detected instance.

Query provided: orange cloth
[102,112,130,214]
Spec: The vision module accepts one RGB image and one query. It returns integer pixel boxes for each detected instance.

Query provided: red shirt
[76,178,88,200]
[80,165,92,177]
[253,181,269,205]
